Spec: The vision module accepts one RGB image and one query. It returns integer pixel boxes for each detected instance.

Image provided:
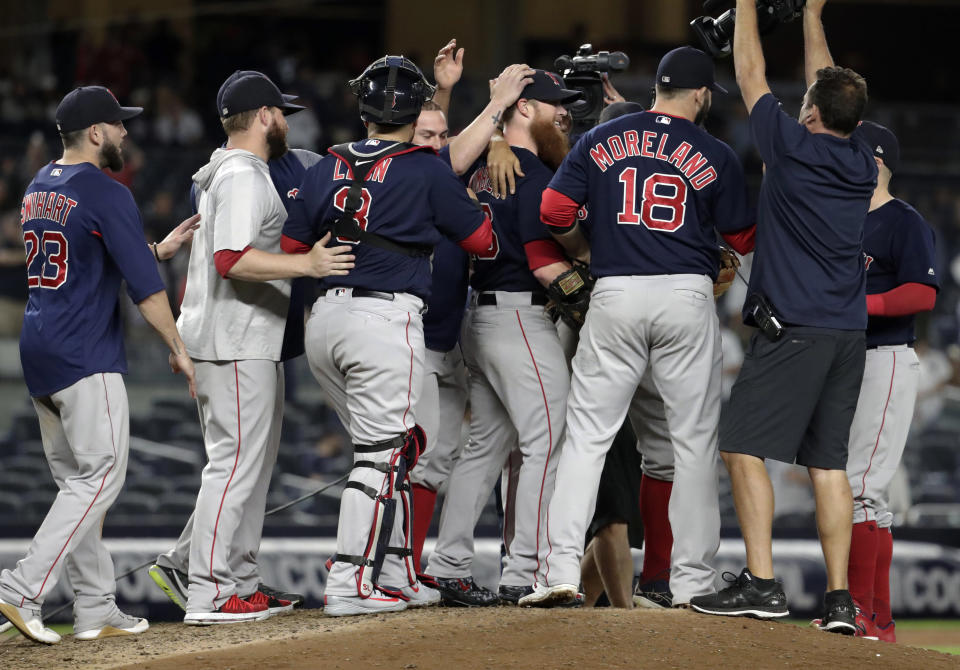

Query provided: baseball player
[148,71,331,614]
[408,45,537,578]
[0,86,196,644]
[425,70,584,606]
[841,121,938,641]
[173,71,354,626]
[691,0,877,633]
[520,46,752,608]
[281,55,494,616]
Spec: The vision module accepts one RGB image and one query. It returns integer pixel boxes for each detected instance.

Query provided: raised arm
[802,0,834,87]
[431,38,464,116]
[734,0,772,113]
[446,64,535,175]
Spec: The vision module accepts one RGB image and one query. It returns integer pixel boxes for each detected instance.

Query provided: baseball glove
[714,247,740,298]
[546,262,595,330]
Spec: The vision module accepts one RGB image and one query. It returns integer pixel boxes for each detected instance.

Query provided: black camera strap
[326,142,434,258]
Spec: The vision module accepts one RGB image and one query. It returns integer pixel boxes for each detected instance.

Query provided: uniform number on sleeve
[23,230,69,289]
[332,185,373,244]
[617,169,687,233]
[470,203,500,260]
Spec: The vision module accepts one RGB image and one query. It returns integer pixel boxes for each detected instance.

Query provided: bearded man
[424,70,586,604]
[172,71,354,625]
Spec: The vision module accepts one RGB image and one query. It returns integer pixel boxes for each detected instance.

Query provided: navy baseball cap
[856,120,900,172]
[520,70,584,105]
[656,46,727,94]
[217,70,305,118]
[55,86,143,133]
[599,101,645,124]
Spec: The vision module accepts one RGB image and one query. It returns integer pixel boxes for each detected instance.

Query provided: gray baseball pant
[0,373,128,624]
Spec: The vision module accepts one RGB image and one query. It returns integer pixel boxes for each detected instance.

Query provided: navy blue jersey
[190,149,317,361]
[421,147,470,353]
[746,93,877,330]
[20,162,165,397]
[283,139,485,301]
[548,111,750,280]
[863,199,939,346]
[424,238,469,352]
[464,147,554,292]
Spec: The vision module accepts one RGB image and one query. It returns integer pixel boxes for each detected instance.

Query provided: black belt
[866,343,912,350]
[320,288,395,301]
[476,292,548,306]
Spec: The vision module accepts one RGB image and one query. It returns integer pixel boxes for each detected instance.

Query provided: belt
[320,288,395,301]
[476,292,548,306]
[866,343,912,351]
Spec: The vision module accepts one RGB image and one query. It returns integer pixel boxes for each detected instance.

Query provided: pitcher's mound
[3,607,958,670]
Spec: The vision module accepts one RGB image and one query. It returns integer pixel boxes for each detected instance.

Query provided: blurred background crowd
[1,0,959,540]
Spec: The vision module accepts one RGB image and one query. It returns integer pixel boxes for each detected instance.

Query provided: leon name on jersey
[587,124,718,191]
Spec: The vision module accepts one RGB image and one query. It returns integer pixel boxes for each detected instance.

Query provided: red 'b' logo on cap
[546,72,561,86]
[107,88,119,102]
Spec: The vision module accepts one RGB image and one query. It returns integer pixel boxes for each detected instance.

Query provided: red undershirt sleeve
[457,215,493,254]
[524,239,568,271]
[540,188,580,231]
[281,234,311,254]
[721,225,756,255]
[214,245,253,279]
[866,282,937,317]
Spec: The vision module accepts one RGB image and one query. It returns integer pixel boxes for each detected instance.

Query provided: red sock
[639,474,673,583]
[411,483,437,574]
[849,520,879,614]
[873,527,894,626]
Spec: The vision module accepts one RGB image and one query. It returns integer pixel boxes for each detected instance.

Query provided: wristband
[152,242,162,262]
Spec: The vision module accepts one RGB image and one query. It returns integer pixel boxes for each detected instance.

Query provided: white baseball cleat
[518,583,579,608]
[74,607,149,640]
[390,581,441,608]
[0,597,61,644]
[323,589,409,617]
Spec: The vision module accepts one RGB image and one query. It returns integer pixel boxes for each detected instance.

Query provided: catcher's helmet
[349,55,436,126]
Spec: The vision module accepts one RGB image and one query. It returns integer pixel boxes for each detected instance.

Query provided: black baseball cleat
[498,584,534,605]
[433,576,499,607]
[689,568,789,619]
[818,589,857,635]
[258,583,305,608]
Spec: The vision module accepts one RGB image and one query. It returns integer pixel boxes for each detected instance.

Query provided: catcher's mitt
[546,263,595,330]
[714,247,740,298]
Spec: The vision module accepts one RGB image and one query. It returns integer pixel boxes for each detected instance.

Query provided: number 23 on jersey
[23,230,69,289]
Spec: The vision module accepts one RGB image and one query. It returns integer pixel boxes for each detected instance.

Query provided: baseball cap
[855,120,900,172]
[55,86,143,133]
[599,101,645,124]
[656,46,727,94]
[217,70,305,118]
[520,70,584,105]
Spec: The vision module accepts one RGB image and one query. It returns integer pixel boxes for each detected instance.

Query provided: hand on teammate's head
[490,64,536,109]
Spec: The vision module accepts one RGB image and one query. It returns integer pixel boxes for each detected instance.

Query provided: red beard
[530,116,570,171]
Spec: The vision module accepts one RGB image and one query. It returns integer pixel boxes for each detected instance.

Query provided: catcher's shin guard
[381,426,428,589]
[336,435,406,598]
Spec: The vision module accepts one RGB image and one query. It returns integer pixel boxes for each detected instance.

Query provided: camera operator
[689,0,877,634]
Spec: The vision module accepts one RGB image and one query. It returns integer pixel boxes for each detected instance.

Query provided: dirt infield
[3,607,960,670]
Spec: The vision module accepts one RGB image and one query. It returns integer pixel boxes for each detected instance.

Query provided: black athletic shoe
[258,583,305,608]
[819,590,857,635]
[433,576,499,607]
[498,584,534,605]
[689,568,789,619]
